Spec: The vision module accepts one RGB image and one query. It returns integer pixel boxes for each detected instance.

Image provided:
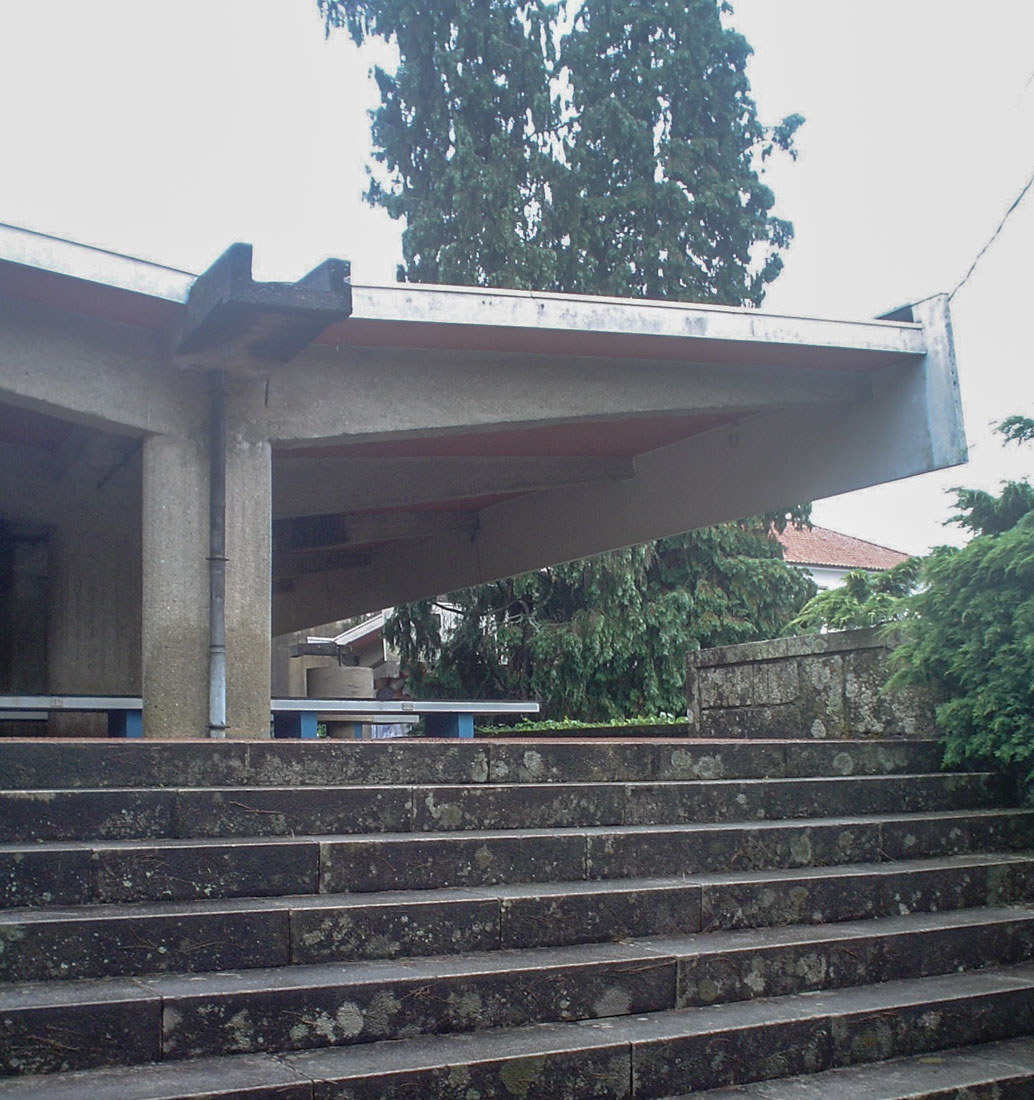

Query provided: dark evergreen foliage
[890,419,1034,774]
[318,0,801,302]
[318,0,812,717]
[386,515,815,720]
[786,557,922,635]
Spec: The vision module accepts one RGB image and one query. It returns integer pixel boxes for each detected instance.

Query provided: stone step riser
[0,774,1004,843]
[204,969,1034,1099]
[0,956,673,1078]
[0,740,945,792]
[699,860,1034,932]
[321,814,1034,894]
[630,981,1034,1100]
[268,976,1034,1095]
[4,857,1033,984]
[0,882,699,982]
[679,912,1034,1009]
[692,1036,1034,1099]
[6,972,1034,1098]
[5,917,1034,1077]
[5,809,1033,910]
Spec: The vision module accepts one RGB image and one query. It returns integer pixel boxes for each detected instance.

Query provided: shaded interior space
[0,400,143,735]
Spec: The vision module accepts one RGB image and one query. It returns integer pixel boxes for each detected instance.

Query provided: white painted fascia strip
[0,222,194,303]
[0,221,929,360]
[349,283,927,358]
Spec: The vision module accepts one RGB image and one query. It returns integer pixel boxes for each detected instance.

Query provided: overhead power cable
[950,165,1034,299]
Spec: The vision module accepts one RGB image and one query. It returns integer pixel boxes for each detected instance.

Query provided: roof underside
[0,226,966,629]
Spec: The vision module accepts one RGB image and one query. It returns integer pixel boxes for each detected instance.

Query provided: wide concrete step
[0,877,700,981]
[0,772,1004,843]
[4,964,1034,1096]
[692,1035,1034,1097]
[0,738,945,791]
[296,809,1034,894]
[3,851,1034,983]
[3,908,1034,1076]
[4,807,1033,908]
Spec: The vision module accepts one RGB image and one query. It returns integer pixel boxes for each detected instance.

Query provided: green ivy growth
[476,714,688,736]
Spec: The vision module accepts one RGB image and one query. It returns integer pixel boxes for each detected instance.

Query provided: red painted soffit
[0,261,180,331]
[276,411,736,460]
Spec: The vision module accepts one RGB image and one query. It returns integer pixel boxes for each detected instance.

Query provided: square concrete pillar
[142,433,209,738]
[224,434,272,738]
[142,427,271,739]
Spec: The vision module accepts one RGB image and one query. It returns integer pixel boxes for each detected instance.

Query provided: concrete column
[141,417,271,740]
[142,432,209,738]
[224,432,272,738]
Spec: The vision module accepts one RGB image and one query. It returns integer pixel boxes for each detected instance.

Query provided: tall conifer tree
[319,0,812,718]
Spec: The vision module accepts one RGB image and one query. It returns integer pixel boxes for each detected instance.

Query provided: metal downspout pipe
[208,370,227,739]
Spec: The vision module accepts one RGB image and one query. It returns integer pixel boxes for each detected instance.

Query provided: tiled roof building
[775,525,909,590]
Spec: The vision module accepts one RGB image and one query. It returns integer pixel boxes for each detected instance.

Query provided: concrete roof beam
[261,352,877,448]
[271,454,637,516]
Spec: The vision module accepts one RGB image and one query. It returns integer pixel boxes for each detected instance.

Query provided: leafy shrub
[786,556,921,634]
[889,418,1034,774]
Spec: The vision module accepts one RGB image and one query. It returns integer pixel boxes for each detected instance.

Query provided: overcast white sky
[1,0,1031,555]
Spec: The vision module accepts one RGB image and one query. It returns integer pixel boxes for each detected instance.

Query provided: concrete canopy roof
[0,223,966,636]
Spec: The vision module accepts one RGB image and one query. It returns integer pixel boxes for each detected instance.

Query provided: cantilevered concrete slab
[0,223,965,737]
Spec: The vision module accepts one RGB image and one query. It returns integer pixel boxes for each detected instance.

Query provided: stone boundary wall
[686,627,935,740]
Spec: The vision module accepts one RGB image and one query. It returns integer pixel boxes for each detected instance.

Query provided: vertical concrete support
[224,431,272,738]
[142,423,271,740]
[142,433,209,738]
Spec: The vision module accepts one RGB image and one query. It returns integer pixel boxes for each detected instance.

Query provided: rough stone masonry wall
[686,627,935,740]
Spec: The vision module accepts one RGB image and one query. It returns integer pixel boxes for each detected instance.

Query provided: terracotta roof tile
[775,525,909,571]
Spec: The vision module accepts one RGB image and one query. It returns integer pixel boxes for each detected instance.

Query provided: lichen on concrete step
[0,738,948,792]
[6,907,1034,1075]
[1,733,1032,1097]
[690,1035,1034,1098]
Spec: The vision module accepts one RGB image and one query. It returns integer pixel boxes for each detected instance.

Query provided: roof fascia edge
[0,223,194,304]
[0,225,928,360]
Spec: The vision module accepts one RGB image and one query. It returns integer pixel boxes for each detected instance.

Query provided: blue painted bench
[0,695,144,737]
[271,698,539,740]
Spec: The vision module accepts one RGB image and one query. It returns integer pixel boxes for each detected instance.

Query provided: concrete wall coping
[687,626,897,669]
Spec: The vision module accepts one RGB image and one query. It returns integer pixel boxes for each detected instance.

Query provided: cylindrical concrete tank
[306,665,375,740]
[306,665,374,700]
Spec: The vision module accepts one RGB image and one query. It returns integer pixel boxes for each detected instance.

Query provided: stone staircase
[1,736,1034,1098]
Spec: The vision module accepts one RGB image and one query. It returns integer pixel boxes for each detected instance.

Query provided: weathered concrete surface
[140,405,271,740]
[6,770,1002,844]
[141,431,209,740]
[2,735,1034,1095]
[1,229,967,734]
[689,1035,1034,1098]
[687,627,936,740]
[223,429,272,740]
